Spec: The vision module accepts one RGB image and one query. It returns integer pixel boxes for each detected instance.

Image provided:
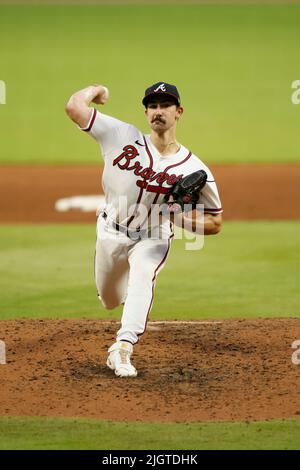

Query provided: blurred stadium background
[0,0,300,450]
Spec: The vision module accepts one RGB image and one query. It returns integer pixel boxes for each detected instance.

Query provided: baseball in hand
[102,86,109,102]
[92,85,110,105]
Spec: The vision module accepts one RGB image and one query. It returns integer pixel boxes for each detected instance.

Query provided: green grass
[0,4,299,164]
[0,221,299,319]
[0,416,299,450]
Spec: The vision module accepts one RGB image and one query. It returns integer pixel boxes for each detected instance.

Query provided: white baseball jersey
[81,108,222,232]
[80,108,222,345]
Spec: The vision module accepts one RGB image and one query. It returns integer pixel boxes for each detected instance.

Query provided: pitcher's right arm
[65,85,109,128]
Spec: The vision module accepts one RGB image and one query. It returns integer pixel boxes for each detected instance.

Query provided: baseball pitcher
[65,82,222,377]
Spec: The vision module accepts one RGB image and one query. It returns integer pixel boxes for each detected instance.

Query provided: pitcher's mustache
[152,117,166,124]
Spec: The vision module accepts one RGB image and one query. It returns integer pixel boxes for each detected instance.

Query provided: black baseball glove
[163,170,207,214]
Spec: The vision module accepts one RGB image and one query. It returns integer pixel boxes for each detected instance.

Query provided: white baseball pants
[95,214,173,344]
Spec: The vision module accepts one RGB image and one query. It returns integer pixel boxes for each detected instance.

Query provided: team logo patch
[154,83,166,93]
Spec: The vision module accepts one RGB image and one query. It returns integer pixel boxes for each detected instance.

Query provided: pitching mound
[0,318,300,423]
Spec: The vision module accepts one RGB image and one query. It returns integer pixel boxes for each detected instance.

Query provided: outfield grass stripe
[0,221,300,319]
[0,416,300,450]
[0,4,299,163]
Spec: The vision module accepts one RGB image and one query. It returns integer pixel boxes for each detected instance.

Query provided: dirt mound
[0,318,300,422]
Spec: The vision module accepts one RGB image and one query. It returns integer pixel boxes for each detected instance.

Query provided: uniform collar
[144,134,186,160]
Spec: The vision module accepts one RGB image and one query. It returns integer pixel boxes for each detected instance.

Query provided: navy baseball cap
[142,82,181,107]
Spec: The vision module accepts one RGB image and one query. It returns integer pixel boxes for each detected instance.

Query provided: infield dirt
[1,164,300,223]
[0,318,300,423]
